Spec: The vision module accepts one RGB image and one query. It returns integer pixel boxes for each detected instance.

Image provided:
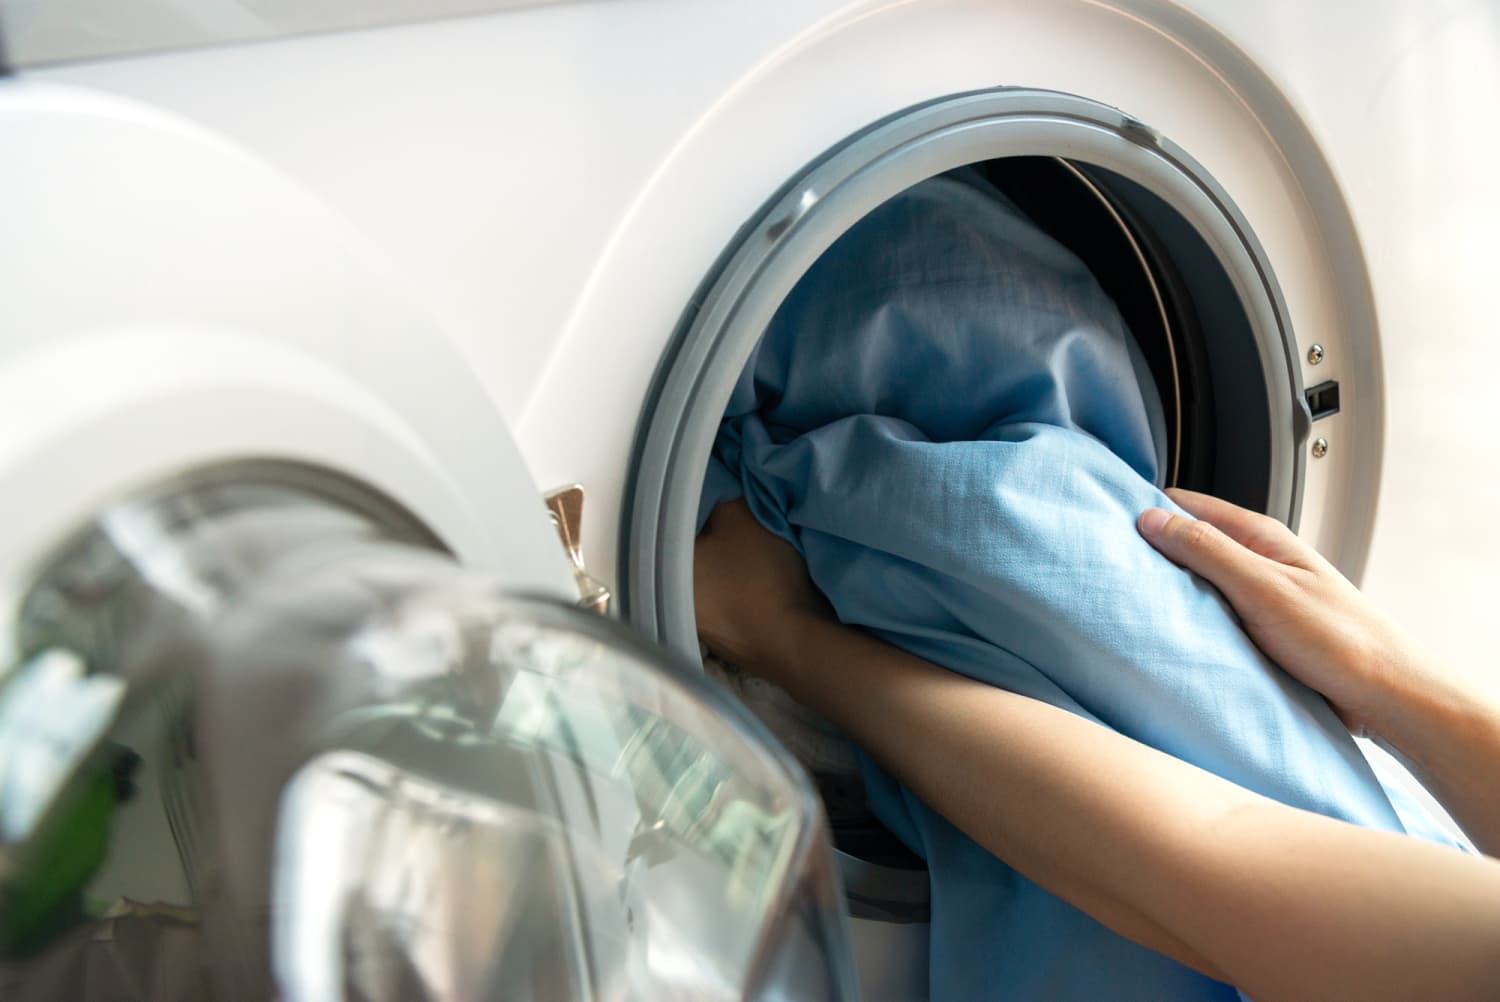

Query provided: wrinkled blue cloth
[699,170,1458,1000]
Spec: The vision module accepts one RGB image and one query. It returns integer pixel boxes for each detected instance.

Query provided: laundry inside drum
[695,156,1236,868]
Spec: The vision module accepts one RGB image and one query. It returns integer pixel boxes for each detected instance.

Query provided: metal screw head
[1311,437,1329,458]
[1307,344,1325,365]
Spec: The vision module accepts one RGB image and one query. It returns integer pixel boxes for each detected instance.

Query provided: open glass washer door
[0,469,854,1001]
[0,84,856,1000]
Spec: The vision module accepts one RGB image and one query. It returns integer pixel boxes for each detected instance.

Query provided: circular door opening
[623,87,1310,964]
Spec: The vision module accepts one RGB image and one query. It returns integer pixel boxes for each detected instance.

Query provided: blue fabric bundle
[699,169,1456,999]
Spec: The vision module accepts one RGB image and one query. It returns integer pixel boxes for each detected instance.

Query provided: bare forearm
[1373,662,1500,855]
[769,618,1500,1000]
[780,619,1229,976]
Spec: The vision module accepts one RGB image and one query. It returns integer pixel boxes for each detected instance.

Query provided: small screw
[1307,344,1325,365]
[1311,437,1329,459]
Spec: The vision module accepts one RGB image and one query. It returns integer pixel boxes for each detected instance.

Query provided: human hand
[1137,488,1433,738]
[694,500,835,686]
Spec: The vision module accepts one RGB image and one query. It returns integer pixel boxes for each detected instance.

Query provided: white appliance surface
[24,0,1498,685]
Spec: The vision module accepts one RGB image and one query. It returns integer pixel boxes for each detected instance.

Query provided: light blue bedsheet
[699,170,1458,999]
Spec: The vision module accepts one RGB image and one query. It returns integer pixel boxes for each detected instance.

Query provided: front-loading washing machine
[1,1,1495,998]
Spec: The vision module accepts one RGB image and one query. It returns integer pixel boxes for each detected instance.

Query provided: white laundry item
[701,649,873,827]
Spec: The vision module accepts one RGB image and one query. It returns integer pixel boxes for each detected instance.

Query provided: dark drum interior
[985,158,1197,485]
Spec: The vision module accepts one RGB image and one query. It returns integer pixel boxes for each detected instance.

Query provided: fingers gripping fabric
[698,169,1455,1000]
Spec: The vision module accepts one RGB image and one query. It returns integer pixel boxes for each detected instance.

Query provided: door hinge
[544,484,611,616]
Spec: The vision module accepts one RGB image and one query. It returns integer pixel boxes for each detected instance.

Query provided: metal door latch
[544,484,611,615]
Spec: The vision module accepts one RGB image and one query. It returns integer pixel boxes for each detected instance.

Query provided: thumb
[1137,506,1268,609]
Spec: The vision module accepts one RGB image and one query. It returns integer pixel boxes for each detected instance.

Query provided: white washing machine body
[3,0,1497,998]
[12,0,1494,670]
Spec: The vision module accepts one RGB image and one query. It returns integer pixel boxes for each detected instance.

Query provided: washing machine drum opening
[695,154,1270,865]
[625,92,1306,964]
